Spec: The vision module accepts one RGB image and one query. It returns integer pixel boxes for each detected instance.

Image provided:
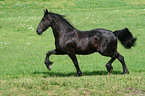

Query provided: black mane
[48,12,75,28]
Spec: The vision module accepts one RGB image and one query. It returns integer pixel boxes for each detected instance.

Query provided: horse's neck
[51,20,75,40]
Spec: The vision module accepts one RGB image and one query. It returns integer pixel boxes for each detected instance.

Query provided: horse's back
[91,28,117,41]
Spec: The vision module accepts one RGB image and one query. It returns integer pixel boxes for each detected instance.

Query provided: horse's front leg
[45,49,56,70]
[45,49,66,70]
[68,53,82,77]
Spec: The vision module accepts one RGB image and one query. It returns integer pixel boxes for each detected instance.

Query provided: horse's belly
[74,37,99,55]
[75,49,97,55]
[75,44,98,55]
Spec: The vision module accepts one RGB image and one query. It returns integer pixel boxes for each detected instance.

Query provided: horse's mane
[49,12,75,28]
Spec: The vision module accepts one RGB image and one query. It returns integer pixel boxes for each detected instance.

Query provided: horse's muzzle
[36,29,42,35]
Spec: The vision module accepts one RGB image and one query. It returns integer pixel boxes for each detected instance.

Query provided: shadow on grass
[33,70,122,77]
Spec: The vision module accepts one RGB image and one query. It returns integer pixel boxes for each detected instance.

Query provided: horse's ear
[45,9,49,14]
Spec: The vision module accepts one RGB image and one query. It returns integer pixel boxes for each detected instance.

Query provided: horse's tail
[113,28,136,49]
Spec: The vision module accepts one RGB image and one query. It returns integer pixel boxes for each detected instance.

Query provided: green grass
[0,0,145,95]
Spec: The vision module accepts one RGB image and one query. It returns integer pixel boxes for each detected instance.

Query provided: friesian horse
[36,9,136,76]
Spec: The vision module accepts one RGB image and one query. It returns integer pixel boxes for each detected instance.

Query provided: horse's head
[36,9,52,35]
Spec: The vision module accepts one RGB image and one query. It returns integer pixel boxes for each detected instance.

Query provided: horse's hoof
[121,71,129,74]
[48,65,52,71]
[106,66,113,73]
[74,72,82,77]
[74,74,82,77]
[44,61,53,70]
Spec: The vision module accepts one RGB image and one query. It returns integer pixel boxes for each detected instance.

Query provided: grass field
[0,0,145,95]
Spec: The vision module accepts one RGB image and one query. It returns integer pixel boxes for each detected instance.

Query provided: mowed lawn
[0,0,145,95]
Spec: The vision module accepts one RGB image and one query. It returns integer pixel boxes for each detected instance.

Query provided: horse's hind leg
[105,52,118,74]
[117,52,129,74]
[106,58,116,74]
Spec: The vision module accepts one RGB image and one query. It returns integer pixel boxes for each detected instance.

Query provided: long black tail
[113,28,136,49]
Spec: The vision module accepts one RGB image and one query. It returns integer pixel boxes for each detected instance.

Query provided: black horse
[36,9,136,77]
